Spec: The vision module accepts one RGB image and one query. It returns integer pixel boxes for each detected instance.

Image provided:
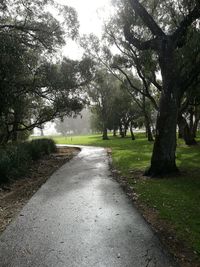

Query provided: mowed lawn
[51,133,200,255]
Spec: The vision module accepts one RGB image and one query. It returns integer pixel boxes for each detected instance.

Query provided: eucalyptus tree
[106,1,200,147]
[110,0,200,176]
[178,84,200,145]
[80,34,156,141]
[0,55,93,143]
[88,69,146,140]
[88,70,117,140]
[0,0,94,143]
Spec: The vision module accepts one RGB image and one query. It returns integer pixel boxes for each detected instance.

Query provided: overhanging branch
[124,25,157,50]
[172,4,200,46]
[129,0,165,37]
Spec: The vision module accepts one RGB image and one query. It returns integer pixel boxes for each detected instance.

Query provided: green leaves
[60,5,80,40]
[0,0,90,144]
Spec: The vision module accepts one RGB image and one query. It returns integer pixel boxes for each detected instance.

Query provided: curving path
[0,146,177,267]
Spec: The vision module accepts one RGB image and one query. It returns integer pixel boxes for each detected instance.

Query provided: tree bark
[192,119,199,139]
[124,128,127,137]
[146,93,179,176]
[146,46,179,176]
[178,114,197,145]
[124,0,200,176]
[178,128,183,139]
[144,113,154,142]
[119,124,125,138]
[40,128,44,136]
[11,114,19,142]
[102,126,109,140]
[130,123,135,140]
[192,107,200,139]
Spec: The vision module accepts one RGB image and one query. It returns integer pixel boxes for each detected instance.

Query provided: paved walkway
[0,146,177,267]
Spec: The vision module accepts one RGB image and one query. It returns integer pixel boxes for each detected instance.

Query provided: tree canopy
[0,0,94,143]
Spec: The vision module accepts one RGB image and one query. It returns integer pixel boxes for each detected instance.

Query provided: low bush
[0,139,57,184]
[27,139,56,160]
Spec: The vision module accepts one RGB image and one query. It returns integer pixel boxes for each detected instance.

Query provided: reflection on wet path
[0,146,177,267]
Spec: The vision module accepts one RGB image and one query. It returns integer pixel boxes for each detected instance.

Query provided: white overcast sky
[54,0,113,59]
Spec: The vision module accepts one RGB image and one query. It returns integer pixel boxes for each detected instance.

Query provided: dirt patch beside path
[0,147,80,234]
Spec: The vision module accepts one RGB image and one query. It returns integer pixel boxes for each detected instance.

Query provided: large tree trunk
[178,114,197,145]
[146,93,179,176]
[146,46,179,176]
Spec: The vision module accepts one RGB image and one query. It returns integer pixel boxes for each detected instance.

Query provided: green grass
[41,133,200,254]
[133,174,200,254]
[52,133,200,172]
[53,133,153,174]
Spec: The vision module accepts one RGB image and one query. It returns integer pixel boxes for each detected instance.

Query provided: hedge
[0,139,57,184]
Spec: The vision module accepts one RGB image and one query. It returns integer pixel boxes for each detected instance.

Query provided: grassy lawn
[46,133,200,255]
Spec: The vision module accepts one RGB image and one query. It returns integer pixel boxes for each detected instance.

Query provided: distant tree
[178,85,200,145]
[55,109,92,135]
[88,70,116,140]
[88,69,146,140]
[90,112,104,133]
[80,34,157,141]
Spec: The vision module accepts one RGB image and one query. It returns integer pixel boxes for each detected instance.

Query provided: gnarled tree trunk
[146,93,179,176]
[146,46,179,176]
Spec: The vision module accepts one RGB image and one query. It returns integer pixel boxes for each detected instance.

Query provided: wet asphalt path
[0,146,177,267]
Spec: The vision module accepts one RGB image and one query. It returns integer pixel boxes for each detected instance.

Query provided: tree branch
[129,0,165,37]
[172,4,200,46]
[124,25,158,50]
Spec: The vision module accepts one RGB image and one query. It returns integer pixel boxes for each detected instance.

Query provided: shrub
[28,139,57,160]
[0,149,12,183]
[7,144,31,178]
[0,138,57,185]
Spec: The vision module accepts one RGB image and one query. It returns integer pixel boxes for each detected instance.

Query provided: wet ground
[0,146,177,267]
